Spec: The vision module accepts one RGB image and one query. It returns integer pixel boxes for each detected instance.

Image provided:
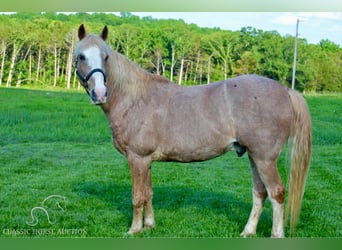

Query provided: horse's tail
[286,89,312,235]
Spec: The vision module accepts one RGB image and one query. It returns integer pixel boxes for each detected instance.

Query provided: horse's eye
[78,54,86,61]
[105,55,109,62]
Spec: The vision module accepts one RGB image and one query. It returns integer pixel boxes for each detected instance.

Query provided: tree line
[0,12,341,92]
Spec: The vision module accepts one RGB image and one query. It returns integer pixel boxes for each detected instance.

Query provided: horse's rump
[223,75,293,155]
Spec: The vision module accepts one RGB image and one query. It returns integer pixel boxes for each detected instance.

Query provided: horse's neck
[104,50,178,114]
[107,52,149,96]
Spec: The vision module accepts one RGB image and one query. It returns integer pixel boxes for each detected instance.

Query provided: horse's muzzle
[90,87,108,105]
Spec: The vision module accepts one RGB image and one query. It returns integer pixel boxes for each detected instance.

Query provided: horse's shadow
[73,180,272,237]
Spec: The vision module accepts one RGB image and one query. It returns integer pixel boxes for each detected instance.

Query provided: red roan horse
[75,25,311,237]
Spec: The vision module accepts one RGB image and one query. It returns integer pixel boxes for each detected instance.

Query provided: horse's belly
[153,136,236,162]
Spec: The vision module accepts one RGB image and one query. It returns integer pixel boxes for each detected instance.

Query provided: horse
[74,24,312,238]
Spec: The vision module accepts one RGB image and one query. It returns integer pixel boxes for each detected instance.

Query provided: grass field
[0,87,341,238]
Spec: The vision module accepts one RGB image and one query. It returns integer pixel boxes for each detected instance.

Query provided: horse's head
[75,24,109,105]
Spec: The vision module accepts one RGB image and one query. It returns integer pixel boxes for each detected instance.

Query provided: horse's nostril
[90,89,98,102]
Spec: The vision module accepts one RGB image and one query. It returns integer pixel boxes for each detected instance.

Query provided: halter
[75,65,107,99]
[76,68,107,89]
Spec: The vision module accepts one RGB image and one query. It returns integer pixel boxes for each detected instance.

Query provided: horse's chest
[109,122,128,156]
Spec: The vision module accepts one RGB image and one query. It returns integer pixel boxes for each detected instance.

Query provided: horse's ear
[100,26,108,41]
[78,24,86,40]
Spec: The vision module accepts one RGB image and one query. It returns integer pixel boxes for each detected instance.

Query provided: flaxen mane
[105,44,172,99]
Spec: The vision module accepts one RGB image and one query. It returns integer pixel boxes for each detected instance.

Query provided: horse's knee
[132,185,152,205]
[132,195,145,208]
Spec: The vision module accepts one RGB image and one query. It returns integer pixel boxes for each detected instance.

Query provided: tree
[320,39,340,53]
[0,16,12,86]
[203,31,240,80]
[233,51,259,75]
[255,31,291,83]
[149,28,168,75]
[64,28,76,89]
[48,20,67,87]
[6,20,26,87]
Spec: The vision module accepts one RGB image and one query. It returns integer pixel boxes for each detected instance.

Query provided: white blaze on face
[83,46,107,101]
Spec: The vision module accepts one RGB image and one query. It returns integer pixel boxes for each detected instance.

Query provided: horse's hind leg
[143,166,155,229]
[250,156,285,238]
[241,156,267,237]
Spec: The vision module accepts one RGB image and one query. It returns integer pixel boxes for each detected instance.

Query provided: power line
[291,19,300,90]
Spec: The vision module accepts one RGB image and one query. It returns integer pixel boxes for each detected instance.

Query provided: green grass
[0,88,341,238]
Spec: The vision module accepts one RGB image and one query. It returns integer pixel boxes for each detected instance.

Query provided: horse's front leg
[127,154,154,234]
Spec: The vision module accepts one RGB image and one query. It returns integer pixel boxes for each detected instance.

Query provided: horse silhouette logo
[26,195,67,226]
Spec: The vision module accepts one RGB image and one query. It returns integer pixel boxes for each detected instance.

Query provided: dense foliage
[0,12,341,92]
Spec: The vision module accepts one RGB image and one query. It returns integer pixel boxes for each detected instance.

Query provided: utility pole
[291,19,300,90]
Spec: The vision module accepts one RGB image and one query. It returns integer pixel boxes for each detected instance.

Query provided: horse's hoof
[127,227,143,235]
[240,230,255,238]
[144,224,155,230]
[271,233,285,238]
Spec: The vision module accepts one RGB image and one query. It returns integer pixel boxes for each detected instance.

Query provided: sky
[128,12,342,47]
